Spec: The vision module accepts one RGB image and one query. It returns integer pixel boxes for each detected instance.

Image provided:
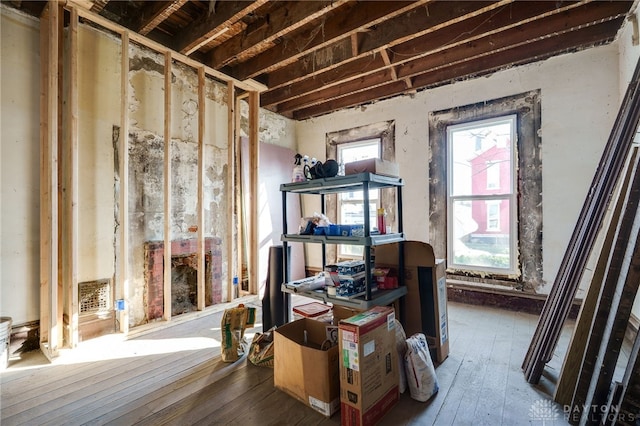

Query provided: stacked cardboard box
[338,306,399,425]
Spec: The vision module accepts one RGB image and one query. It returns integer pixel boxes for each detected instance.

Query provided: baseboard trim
[446,282,582,318]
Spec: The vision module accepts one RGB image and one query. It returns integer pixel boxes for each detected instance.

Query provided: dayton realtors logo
[529,399,638,424]
[529,399,561,423]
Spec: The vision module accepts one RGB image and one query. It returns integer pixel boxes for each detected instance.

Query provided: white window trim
[445,114,518,275]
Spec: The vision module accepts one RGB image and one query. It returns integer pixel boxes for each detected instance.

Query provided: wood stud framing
[32,1,268,352]
[227,81,236,302]
[39,1,60,359]
[163,51,172,321]
[65,6,80,348]
[249,91,260,295]
[119,31,130,334]
[197,66,206,311]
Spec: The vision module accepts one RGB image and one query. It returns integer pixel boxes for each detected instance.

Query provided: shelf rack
[280,172,405,312]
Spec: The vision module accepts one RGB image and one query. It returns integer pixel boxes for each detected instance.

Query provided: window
[337,139,381,257]
[447,115,517,274]
[486,161,500,189]
[429,91,542,290]
[326,121,396,264]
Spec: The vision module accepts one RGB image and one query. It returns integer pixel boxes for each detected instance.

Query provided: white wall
[296,43,622,295]
[1,8,41,325]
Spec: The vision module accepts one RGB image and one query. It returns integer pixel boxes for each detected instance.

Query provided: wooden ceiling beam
[136,0,188,36]
[229,0,432,80]
[263,0,582,106]
[379,49,397,81]
[291,18,622,120]
[209,0,349,69]
[264,0,507,90]
[264,0,622,109]
[90,0,108,13]
[174,0,268,56]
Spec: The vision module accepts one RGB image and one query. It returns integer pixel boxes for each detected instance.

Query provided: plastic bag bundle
[404,333,439,402]
[394,319,408,393]
[221,304,256,362]
[248,327,276,368]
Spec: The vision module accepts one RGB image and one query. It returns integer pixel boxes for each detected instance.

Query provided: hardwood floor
[1,297,577,425]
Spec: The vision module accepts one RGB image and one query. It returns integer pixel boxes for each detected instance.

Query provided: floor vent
[79,279,112,314]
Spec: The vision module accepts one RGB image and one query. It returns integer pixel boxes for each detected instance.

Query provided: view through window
[446,115,518,274]
[337,139,380,258]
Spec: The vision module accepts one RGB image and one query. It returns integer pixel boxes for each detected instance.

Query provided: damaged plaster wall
[127,43,232,326]
[0,4,298,329]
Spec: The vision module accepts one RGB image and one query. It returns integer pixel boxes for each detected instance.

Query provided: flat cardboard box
[374,241,449,363]
[344,158,399,177]
[338,306,399,426]
[274,318,340,417]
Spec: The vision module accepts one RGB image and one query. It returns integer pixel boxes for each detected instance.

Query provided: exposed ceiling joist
[8,0,634,120]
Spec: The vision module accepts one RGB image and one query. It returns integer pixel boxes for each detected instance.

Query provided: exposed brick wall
[144,238,222,321]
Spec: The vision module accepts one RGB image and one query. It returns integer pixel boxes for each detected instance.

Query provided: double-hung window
[446,115,517,274]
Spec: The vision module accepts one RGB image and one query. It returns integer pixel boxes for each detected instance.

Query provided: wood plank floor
[1,296,579,425]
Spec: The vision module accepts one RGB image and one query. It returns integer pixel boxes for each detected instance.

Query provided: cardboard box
[332,305,363,325]
[374,241,449,363]
[338,306,399,426]
[344,158,399,177]
[274,318,340,417]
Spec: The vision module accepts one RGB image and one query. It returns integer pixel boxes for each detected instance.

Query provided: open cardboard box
[273,318,340,417]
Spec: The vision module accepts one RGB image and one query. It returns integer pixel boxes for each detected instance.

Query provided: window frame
[428,91,542,291]
[446,114,518,275]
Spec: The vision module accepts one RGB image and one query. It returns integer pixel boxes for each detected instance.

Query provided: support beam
[64,6,80,348]
[235,96,245,297]
[248,91,259,295]
[163,51,172,321]
[137,0,188,36]
[227,81,235,302]
[39,1,60,359]
[119,31,130,334]
[197,66,206,311]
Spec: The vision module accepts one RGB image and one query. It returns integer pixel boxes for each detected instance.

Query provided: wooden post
[39,1,60,358]
[64,6,80,348]
[197,66,206,310]
[119,31,130,334]
[163,51,172,321]
[248,91,259,295]
[227,81,235,301]
[235,96,245,296]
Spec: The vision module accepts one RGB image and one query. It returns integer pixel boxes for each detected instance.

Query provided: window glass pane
[337,139,380,258]
[450,198,511,270]
[449,120,513,197]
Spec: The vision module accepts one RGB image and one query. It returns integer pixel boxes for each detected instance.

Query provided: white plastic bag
[404,333,439,402]
[394,319,408,393]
